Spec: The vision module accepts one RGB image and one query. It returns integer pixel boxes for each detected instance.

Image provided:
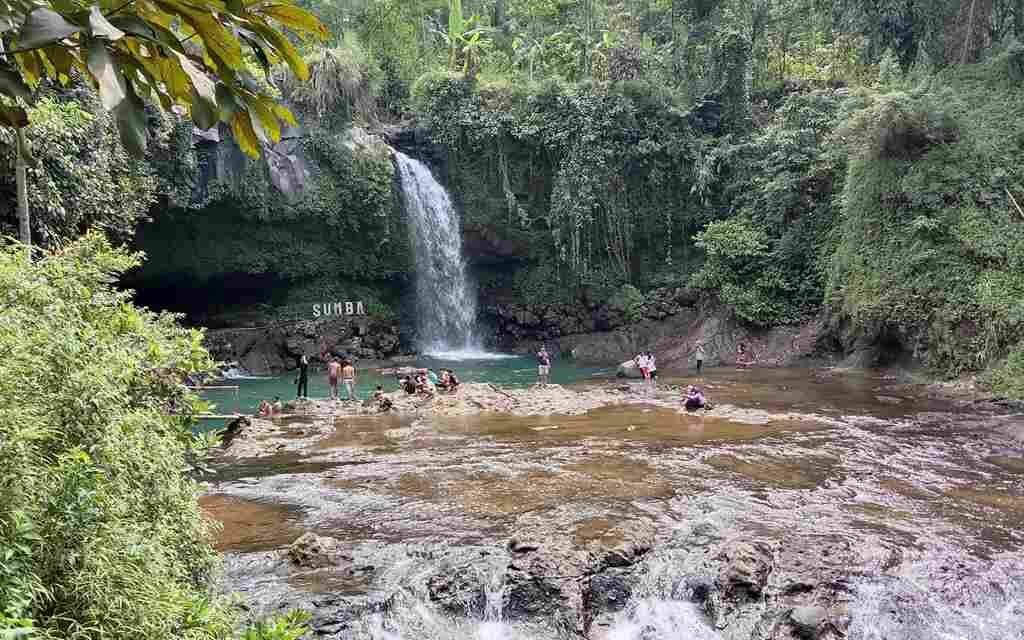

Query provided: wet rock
[427,568,486,616]
[789,604,828,638]
[288,533,344,569]
[718,540,773,596]
[616,360,643,379]
[588,568,633,613]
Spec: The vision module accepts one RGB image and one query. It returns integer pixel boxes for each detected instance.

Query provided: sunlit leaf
[260,3,327,41]
[88,6,124,40]
[85,37,126,110]
[230,109,260,157]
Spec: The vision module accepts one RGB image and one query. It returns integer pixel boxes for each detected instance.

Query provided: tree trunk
[1016,0,1024,37]
[945,0,994,64]
[15,127,31,261]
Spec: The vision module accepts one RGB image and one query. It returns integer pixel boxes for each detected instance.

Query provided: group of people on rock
[257,396,283,417]
[290,353,358,402]
[251,339,726,419]
[633,351,658,381]
[397,368,460,398]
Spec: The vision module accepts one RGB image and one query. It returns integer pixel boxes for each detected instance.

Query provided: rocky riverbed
[201,368,1024,639]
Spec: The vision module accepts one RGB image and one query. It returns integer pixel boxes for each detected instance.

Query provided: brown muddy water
[201,367,1024,640]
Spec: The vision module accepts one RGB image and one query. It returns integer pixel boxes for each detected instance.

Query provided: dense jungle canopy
[4,0,1024,389]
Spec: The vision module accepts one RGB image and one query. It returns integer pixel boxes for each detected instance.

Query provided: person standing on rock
[537,345,551,386]
[327,357,341,400]
[695,342,706,373]
[341,360,357,401]
[295,355,309,399]
[646,351,658,383]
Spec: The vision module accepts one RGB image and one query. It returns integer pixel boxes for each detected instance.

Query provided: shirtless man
[327,357,341,400]
[341,360,357,401]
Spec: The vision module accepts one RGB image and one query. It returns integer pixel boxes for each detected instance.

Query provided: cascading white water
[393,151,480,355]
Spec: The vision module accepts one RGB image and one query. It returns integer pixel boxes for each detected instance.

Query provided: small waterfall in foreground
[393,151,481,356]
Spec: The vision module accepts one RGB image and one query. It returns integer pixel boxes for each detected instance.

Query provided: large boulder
[288,533,346,569]
[616,359,643,378]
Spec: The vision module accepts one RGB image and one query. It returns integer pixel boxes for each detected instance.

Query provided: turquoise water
[199,355,614,417]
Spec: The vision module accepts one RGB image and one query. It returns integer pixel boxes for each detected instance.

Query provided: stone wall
[205,315,403,375]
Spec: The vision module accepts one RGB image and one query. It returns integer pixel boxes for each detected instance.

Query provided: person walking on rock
[537,345,551,386]
[295,355,309,399]
[695,342,706,373]
[341,360,357,401]
[327,357,341,400]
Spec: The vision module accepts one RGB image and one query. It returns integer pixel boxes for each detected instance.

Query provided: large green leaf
[173,51,218,127]
[0,66,32,100]
[190,87,218,129]
[85,37,126,110]
[115,78,148,157]
[88,6,124,40]
[17,7,82,50]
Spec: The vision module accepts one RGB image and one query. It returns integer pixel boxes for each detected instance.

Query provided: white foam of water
[847,556,1024,640]
[604,600,722,640]
[220,367,273,380]
[424,350,520,361]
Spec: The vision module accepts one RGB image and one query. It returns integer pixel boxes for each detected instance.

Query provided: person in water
[257,399,272,417]
[327,357,341,400]
[295,355,309,399]
[537,345,551,386]
[271,396,283,415]
[341,360,357,401]
[695,342,706,372]
[683,385,712,411]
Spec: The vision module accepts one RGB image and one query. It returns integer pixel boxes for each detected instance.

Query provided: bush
[0,234,230,639]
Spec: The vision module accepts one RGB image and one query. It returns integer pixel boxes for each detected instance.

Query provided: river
[199,365,1024,639]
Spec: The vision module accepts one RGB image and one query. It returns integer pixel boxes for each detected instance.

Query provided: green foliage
[608,283,644,323]
[827,57,1024,377]
[0,233,230,639]
[877,48,903,85]
[0,0,326,159]
[692,218,798,325]
[982,343,1024,398]
[133,130,407,288]
[0,89,160,247]
[240,611,311,640]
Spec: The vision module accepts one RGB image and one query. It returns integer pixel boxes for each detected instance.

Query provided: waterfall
[393,151,481,355]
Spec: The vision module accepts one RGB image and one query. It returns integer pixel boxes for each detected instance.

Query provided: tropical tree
[0,0,327,257]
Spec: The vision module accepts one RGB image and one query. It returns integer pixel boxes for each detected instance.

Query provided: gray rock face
[205,316,404,375]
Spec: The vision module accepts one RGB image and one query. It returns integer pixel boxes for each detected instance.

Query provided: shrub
[0,234,230,639]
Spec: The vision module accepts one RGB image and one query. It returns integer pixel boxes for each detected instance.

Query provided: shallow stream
[200,366,1024,639]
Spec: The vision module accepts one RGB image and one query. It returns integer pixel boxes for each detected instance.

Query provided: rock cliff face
[485,290,833,371]
[205,316,403,374]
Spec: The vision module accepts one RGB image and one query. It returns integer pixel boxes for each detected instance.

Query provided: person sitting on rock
[257,399,272,418]
[415,370,435,397]
[372,385,393,412]
[683,385,712,411]
[398,375,417,395]
[438,369,460,394]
